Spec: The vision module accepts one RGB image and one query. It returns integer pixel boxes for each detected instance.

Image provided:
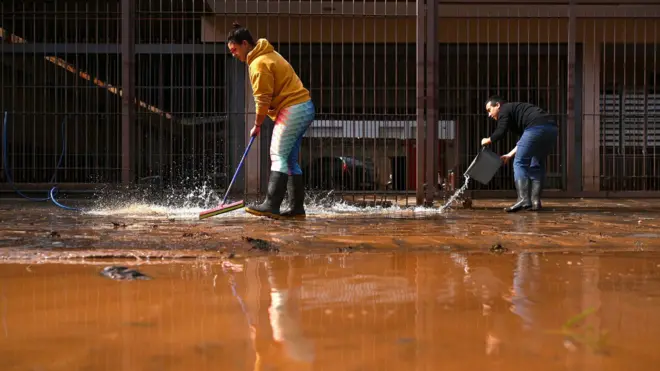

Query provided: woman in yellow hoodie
[227,23,315,219]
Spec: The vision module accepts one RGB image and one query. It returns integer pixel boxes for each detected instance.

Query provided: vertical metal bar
[566,1,576,192]
[373,4,377,202]
[74,1,80,183]
[85,2,90,184]
[168,0,174,186]
[622,18,628,191]
[556,12,561,190]
[330,0,335,199]
[109,4,115,182]
[633,17,639,190]
[340,0,345,199]
[393,0,398,202]
[135,3,142,182]
[159,50,164,188]
[643,19,648,191]
[654,20,658,191]
[415,0,425,205]
[601,19,607,191]
[425,0,437,205]
[121,0,135,184]
[612,20,617,191]
[0,0,4,183]
[360,0,365,203]
[21,1,27,183]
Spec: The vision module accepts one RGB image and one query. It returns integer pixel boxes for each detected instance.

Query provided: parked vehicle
[303,156,376,191]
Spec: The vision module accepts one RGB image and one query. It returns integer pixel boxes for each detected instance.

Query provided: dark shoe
[281,175,306,219]
[530,179,543,211]
[505,178,532,213]
[245,171,288,219]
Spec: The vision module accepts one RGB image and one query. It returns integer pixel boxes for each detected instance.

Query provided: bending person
[227,22,315,219]
[481,96,558,212]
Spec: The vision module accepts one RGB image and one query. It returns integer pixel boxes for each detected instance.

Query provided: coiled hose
[2,111,81,211]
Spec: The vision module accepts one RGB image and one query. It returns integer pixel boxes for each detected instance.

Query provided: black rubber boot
[505,178,532,213]
[281,175,306,219]
[530,179,543,211]
[245,171,288,219]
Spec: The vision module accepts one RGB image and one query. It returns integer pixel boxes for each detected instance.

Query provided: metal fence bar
[121,0,135,184]
[415,0,425,205]
[566,1,577,192]
[425,0,438,206]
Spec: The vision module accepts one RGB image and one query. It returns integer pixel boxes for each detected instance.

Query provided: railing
[1,1,660,202]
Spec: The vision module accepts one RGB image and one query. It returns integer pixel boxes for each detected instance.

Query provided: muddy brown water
[1,253,660,370]
[2,201,660,369]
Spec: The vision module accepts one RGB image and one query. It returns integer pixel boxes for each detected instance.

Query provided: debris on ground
[337,246,354,253]
[182,231,210,239]
[111,222,128,229]
[49,231,60,238]
[489,243,508,254]
[243,236,279,252]
[338,243,372,253]
[99,266,151,281]
[462,198,473,209]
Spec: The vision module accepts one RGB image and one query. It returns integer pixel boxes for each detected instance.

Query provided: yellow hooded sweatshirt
[247,39,311,121]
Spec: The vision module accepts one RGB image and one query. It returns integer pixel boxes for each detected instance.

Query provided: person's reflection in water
[247,257,315,371]
[509,252,540,330]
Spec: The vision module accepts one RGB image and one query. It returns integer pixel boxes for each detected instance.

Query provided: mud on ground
[1,199,659,263]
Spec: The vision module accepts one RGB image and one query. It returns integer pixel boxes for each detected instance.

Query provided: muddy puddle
[1,252,660,370]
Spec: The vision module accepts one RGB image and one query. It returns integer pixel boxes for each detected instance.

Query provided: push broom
[199,135,256,219]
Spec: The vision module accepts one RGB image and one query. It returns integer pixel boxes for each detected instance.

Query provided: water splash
[439,175,470,213]
[83,183,448,221]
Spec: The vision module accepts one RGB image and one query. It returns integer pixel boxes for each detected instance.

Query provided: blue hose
[2,111,81,211]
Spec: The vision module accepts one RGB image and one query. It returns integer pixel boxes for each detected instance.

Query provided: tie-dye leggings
[270,100,315,175]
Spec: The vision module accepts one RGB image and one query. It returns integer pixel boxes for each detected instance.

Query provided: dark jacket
[489,102,556,143]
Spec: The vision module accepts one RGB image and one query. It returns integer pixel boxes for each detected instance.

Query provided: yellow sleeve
[249,63,274,116]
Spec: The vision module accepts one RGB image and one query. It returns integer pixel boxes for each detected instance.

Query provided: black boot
[530,179,543,211]
[505,178,532,213]
[281,175,306,219]
[245,171,288,219]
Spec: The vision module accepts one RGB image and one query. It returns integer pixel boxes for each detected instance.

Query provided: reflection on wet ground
[1,200,660,262]
[1,252,660,370]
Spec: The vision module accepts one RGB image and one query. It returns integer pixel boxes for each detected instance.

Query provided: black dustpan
[464,146,503,185]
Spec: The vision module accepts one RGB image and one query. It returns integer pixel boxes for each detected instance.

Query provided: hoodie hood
[247,38,275,65]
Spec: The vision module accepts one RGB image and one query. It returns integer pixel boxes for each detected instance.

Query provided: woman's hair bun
[232,21,242,29]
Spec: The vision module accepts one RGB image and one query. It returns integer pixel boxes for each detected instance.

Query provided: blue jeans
[513,123,558,182]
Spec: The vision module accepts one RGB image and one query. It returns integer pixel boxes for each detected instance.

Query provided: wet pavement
[1,199,660,262]
[1,253,660,370]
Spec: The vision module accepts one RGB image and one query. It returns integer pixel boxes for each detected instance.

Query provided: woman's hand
[250,124,261,137]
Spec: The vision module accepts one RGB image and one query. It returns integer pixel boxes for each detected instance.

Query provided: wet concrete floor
[1,252,660,370]
[1,199,660,262]
[2,200,660,369]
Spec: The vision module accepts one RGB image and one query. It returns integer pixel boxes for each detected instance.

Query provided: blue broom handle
[221,135,256,205]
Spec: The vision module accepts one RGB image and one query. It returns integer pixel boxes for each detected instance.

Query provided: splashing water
[439,175,471,213]
[82,184,446,221]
